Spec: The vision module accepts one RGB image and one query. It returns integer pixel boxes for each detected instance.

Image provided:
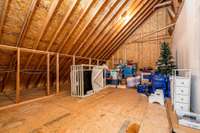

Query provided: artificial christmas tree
[156,42,176,75]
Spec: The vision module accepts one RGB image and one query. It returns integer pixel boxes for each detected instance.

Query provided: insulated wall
[107,8,172,69]
[172,0,200,113]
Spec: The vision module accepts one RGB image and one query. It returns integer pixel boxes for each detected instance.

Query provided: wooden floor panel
[0,88,170,133]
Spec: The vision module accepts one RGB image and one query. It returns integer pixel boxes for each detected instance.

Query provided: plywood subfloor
[0,87,69,107]
[0,88,170,133]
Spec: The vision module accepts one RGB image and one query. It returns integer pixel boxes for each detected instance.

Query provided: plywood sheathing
[108,8,172,69]
[0,88,170,133]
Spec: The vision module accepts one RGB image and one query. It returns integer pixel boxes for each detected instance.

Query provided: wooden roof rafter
[102,2,159,59]
[32,0,95,87]
[44,0,95,70]
[72,0,121,56]
[102,0,160,59]
[58,0,129,80]
[96,0,154,59]
[80,0,130,57]
[91,0,147,58]
[64,0,109,55]
[24,0,60,68]
[16,0,39,47]
[56,0,123,82]
[46,0,79,51]
[83,0,137,58]
[25,0,79,88]
[54,0,112,81]
[56,0,95,54]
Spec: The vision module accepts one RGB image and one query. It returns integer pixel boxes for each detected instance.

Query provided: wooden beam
[47,53,50,95]
[68,0,108,55]
[167,7,176,20]
[104,1,159,59]
[154,1,172,9]
[16,48,20,103]
[0,43,105,90]
[75,0,121,56]
[92,0,145,58]
[56,53,59,94]
[25,0,60,67]
[125,23,175,44]
[57,0,94,54]
[100,0,157,59]
[0,0,10,41]
[0,44,105,60]
[81,0,130,57]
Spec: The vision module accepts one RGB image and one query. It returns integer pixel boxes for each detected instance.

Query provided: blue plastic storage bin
[151,73,170,97]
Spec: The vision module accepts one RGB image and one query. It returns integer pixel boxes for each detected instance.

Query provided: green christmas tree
[156,42,176,75]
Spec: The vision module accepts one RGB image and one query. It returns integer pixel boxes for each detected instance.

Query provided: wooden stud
[25,0,60,67]
[16,48,20,103]
[73,55,76,65]
[0,0,10,41]
[47,53,50,96]
[89,58,92,69]
[56,53,59,94]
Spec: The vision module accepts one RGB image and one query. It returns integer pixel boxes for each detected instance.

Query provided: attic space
[0,0,200,132]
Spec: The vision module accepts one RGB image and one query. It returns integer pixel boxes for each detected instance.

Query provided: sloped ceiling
[0,0,161,88]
